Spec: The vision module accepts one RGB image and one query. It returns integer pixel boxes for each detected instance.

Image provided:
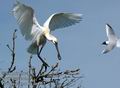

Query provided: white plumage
[12,1,82,61]
[102,24,120,54]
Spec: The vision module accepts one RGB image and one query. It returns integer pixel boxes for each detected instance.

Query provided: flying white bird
[12,1,82,66]
[102,24,120,54]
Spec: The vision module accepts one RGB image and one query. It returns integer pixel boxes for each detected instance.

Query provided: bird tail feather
[27,42,38,54]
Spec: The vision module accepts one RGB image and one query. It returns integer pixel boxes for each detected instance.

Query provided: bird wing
[43,13,82,31]
[12,1,42,40]
[102,44,115,54]
[106,24,116,41]
[116,39,120,47]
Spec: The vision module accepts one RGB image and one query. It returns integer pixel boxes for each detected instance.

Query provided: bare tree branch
[28,56,82,88]
[0,29,82,88]
[28,55,32,88]
[7,29,17,73]
[0,29,17,88]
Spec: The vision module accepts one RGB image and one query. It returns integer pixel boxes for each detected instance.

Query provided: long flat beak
[55,42,61,60]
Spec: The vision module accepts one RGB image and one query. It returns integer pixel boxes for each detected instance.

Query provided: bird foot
[42,60,49,71]
[37,54,49,71]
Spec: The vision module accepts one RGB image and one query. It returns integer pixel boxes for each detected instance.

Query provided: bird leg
[37,45,49,70]
[55,42,61,60]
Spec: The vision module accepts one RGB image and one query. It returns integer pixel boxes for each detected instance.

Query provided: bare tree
[0,29,17,88]
[0,30,83,88]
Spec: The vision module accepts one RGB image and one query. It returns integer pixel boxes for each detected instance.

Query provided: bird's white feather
[106,24,116,41]
[27,41,38,54]
[102,44,115,54]
[43,13,82,31]
[102,24,119,54]
[12,1,82,56]
[116,39,120,47]
[12,1,42,40]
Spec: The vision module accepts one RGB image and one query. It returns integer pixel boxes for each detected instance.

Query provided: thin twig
[7,29,17,73]
[18,71,23,88]
[28,55,32,88]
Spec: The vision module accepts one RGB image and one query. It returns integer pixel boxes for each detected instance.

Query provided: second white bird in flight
[12,1,82,65]
[102,24,120,54]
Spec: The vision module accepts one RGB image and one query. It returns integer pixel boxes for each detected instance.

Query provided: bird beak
[55,42,61,60]
[102,41,106,45]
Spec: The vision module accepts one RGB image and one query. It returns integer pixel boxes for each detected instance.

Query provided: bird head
[102,41,108,45]
[51,36,58,45]
[45,34,58,44]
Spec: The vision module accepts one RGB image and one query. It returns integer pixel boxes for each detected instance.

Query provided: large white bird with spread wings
[12,1,82,65]
[102,24,120,54]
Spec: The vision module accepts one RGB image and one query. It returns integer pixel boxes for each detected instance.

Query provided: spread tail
[27,42,38,54]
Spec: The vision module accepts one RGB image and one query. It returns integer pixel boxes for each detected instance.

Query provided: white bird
[102,24,120,54]
[12,1,82,66]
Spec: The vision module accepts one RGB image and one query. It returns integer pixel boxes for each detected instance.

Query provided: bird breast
[37,34,46,46]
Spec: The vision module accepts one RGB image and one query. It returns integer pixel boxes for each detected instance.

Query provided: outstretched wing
[106,24,116,41]
[43,13,82,31]
[102,44,115,54]
[12,1,42,40]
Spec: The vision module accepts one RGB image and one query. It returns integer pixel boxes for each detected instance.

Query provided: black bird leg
[37,44,49,71]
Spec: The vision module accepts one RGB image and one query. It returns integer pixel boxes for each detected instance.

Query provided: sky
[1,0,120,88]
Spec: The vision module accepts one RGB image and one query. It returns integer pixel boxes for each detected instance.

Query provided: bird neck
[45,33,53,40]
[45,33,57,42]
